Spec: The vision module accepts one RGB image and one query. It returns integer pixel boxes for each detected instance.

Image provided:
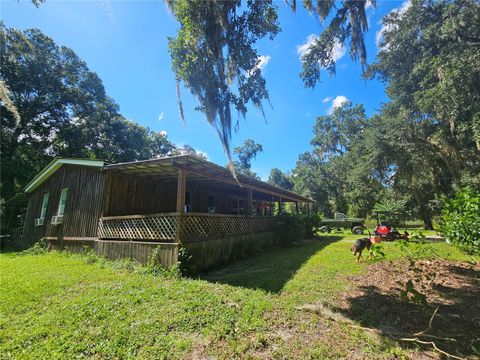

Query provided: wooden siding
[105,173,249,216]
[22,165,106,246]
[106,174,177,216]
[95,240,178,266]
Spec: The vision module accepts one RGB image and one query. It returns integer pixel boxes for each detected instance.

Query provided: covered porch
[97,155,313,244]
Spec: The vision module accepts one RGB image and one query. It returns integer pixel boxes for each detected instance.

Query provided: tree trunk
[423,218,434,230]
[421,212,434,230]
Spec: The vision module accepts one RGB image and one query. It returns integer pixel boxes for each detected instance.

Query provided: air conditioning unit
[34,218,44,226]
[51,215,64,225]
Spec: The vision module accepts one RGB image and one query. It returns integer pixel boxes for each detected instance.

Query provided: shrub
[21,239,48,255]
[274,214,320,244]
[440,188,480,255]
[274,215,301,244]
[299,214,320,238]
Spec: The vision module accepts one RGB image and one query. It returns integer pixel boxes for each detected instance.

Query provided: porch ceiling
[105,155,314,203]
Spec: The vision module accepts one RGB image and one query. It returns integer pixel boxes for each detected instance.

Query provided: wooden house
[22,155,313,270]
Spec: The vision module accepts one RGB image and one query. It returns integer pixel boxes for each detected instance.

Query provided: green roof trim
[24,158,105,193]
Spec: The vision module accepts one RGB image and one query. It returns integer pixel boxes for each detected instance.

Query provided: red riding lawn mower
[370,211,409,243]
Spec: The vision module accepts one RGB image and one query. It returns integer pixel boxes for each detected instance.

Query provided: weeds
[395,232,438,306]
[21,239,48,255]
[369,244,385,261]
[142,245,182,278]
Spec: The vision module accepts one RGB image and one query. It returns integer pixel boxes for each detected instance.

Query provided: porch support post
[102,173,112,217]
[247,188,252,216]
[175,168,186,245]
[176,169,186,213]
[277,196,282,216]
[307,203,310,216]
[295,202,299,214]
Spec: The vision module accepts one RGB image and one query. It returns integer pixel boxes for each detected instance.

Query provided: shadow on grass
[331,263,480,357]
[202,236,344,293]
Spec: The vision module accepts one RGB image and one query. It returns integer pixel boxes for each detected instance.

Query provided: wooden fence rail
[98,212,278,242]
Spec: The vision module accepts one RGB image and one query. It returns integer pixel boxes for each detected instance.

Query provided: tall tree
[166,0,374,160]
[230,138,263,178]
[166,0,280,161]
[0,25,110,201]
[366,0,480,186]
[291,152,338,216]
[268,168,293,191]
[293,103,381,217]
[311,101,367,159]
[0,26,178,230]
[296,0,373,88]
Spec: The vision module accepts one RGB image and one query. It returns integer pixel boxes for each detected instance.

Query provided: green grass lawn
[1,236,477,359]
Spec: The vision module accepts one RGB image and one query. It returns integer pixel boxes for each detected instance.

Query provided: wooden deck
[98,212,278,243]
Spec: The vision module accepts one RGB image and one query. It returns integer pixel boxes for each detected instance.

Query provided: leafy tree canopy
[268,168,293,191]
[311,101,367,159]
[0,25,195,229]
[166,0,373,160]
[366,0,480,183]
[229,138,263,178]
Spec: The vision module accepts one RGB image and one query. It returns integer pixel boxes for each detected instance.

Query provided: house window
[40,193,49,219]
[35,193,49,226]
[208,195,215,213]
[57,188,68,216]
[185,190,191,213]
[232,198,245,215]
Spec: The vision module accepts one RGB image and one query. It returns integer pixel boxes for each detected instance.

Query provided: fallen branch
[296,305,465,359]
[346,325,465,359]
[397,337,466,360]
[414,306,439,336]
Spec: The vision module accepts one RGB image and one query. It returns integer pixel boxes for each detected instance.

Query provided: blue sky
[2,0,406,180]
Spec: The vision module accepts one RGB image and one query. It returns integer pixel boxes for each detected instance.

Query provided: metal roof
[106,155,314,203]
[24,158,105,193]
[25,155,314,203]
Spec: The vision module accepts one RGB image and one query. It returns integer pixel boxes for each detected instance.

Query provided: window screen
[40,193,49,219]
[57,188,68,216]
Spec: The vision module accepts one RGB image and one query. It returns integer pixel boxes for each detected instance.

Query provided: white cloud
[158,112,164,121]
[297,34,317,58]
[365,0,373,9]
[332,41,346,62]
[100,0,116,25]
[159,130,168,137]
[322,96,333,103]
[375,28,385,47]
[297,34,346,64]
[326,95,349,114]
[376,0,411,49]
[399,0,412,13]
[248,55,271,76]
[257,55,271,72]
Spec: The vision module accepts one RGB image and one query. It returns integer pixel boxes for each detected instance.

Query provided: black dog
[351,237,372,262]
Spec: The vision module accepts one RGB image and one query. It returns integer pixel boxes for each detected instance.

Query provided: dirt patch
[335,259,480,359]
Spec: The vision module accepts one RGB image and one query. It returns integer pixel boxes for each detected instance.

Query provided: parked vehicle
[371,211,408,241]
[319,213,365,234]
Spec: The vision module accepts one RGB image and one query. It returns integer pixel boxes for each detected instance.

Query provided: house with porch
[22,155,313,270]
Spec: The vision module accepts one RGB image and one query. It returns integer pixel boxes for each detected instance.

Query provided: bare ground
[335,259,480,359]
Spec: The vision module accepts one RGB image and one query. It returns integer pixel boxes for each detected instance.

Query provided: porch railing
[98,212,278,242]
